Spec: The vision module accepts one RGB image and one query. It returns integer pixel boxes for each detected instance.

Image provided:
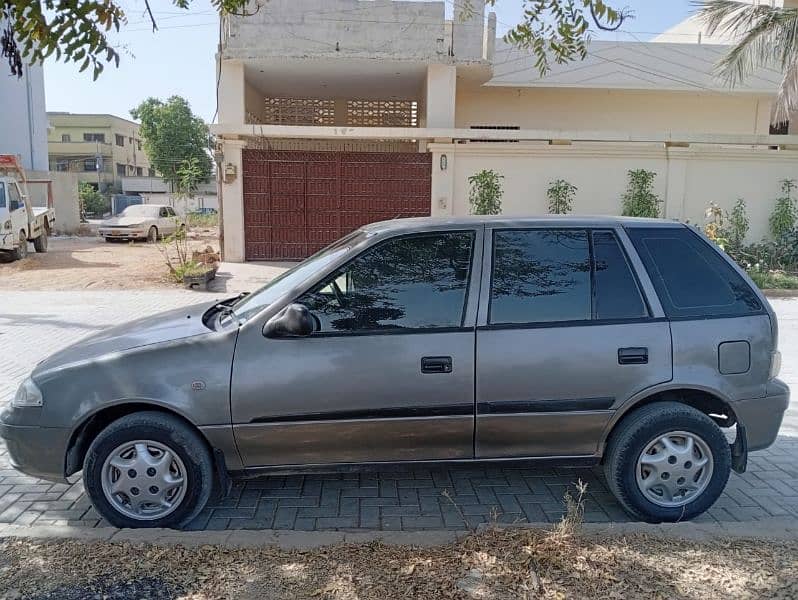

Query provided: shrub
[769,179,797,240]
[621,169,661,218]
[468,169,503,216]
[727,198,750,250]
[547,179,577,214]
[79,183,109,217]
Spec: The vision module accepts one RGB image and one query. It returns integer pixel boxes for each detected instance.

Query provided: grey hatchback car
[1,216,789,528]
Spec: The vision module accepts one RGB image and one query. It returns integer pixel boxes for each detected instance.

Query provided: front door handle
[618,347,648,365]
[421,356,453,374]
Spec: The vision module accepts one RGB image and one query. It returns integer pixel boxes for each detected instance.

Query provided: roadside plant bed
[747,270,798,291]
[0,530,796,599]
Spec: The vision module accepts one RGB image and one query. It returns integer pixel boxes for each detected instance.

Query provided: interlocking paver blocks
[1,290,796,531]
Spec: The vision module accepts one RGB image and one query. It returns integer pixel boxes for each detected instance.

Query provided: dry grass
[0,530,796,599]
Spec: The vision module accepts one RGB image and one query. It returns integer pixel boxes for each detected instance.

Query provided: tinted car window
[627,227,761,318]
[593,231,648,320]
[490,230,591,324]
[300,232,474,333]
[0,183,5,208]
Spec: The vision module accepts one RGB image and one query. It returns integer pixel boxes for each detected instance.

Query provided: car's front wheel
[604,401,731,523]
[83,412,214,529]
[147,226,158,243]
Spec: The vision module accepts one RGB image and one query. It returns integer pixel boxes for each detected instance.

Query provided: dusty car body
[0,216,788,528]
[98,204,182,242]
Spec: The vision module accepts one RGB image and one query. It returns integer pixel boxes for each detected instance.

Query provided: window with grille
[83,133,106,143]
[61,134,71,143]
[115,134,125,146]
[469,125,520,143]
[347,100,418,127]
[770,121,790,135]
[262,98,336,126]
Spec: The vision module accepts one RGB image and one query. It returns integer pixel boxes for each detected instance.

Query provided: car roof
[361,215,686,234]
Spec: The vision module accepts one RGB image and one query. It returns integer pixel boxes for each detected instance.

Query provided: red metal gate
[242,150,432,260]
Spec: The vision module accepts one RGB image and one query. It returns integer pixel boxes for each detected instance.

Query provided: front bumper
[99,228,146,239]
[732,379,790,452]
[0,232,16,250]
[0,422,71,483]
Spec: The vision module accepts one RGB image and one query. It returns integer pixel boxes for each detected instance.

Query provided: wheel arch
[64,401,214,478]
[599,385,738,458]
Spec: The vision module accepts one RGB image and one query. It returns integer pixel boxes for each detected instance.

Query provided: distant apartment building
[47,113,154,193]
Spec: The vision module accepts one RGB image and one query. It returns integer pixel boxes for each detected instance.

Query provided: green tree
[468,170,504,216]
[769,179,797,239]
[1,1,627,79]
[130,96,213,189]
[547,179,578,214]
[696,1,798,124]
[621,169,661,218]
[79,182,108,217]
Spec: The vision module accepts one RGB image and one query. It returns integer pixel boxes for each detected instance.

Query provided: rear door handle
[421,356,453,374]
[618,347,648,365]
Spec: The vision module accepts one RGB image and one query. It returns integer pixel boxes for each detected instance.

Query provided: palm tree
[696,0,798,124]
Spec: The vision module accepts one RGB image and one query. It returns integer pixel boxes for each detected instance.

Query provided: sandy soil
[0,228,220,291]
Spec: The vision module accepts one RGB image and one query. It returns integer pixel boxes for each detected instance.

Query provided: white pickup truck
[0,155,55,261]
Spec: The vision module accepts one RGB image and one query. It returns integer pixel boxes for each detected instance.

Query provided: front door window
[298,232,475,333]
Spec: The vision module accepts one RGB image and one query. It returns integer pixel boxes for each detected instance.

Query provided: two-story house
[213,0,798,262]
[47,113,154,193]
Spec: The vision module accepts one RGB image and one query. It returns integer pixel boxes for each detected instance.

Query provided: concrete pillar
[664,146,689,221]
[430,147,455,217]
[218,60,246,125]
[425,65,457,129]
[221,139,247,262]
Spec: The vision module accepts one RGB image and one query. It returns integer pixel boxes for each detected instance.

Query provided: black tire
[83,411,214,529]
[33,229,48,253]
[11,231,28,261]
[147,226,158,243]
[603,401,731,523]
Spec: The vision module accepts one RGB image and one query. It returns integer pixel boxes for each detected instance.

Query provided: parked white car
[99,204,183,243]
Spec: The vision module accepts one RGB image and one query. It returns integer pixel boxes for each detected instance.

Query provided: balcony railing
[248,97,419,127]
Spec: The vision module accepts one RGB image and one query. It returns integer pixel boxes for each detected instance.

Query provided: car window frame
[482,226,655,330]
[626,225,765,321]
[291,228,483,338]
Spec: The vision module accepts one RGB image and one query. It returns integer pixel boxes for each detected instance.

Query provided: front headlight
[13,378,43,408]
[2,220,10,231]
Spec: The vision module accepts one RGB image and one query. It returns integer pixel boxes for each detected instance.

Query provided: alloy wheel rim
[100,440,187,520]
[635,430,714,508]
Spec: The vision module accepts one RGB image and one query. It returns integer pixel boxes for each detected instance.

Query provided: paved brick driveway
[1,291,797,531]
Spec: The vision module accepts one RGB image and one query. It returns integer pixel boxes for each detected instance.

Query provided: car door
[7,182,27,234]
[231,228,483,467]
[158,207,174,235]
[475,226,673,459]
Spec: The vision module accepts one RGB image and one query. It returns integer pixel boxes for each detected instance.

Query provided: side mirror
[263,303,315,339]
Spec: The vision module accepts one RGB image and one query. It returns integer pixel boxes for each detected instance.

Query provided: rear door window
[593,231,648,320]
[627,227,761,318]
[490,229,592,324]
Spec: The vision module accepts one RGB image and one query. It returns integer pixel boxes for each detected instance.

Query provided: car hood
[101,216,149,227]
[33,302,217,377]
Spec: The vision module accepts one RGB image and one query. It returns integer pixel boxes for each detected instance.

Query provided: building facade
[213,0,798,262]
[0,44,48,171]
[47,113,153,193]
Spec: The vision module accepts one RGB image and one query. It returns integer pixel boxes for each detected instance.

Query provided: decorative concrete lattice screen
[262,98,336,126]
[347,100,419,127]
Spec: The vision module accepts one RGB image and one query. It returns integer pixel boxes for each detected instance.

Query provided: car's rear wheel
[33,229,48,253]
[604,402,731,523]
[147,226,158,243]
[83,412,214,529]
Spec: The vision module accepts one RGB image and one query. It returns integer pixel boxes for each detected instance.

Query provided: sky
[42,0,696,124]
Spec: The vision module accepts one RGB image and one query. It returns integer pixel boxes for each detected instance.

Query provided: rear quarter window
[626,226,761,319]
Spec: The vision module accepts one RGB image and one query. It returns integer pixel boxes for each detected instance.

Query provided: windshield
[120,205,160,218]
[229,230,367,323]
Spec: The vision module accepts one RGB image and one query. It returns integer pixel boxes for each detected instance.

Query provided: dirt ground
[0,228,220,291]
[0,528,796,600]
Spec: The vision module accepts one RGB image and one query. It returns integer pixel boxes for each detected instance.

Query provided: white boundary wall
[429,142,798,243]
